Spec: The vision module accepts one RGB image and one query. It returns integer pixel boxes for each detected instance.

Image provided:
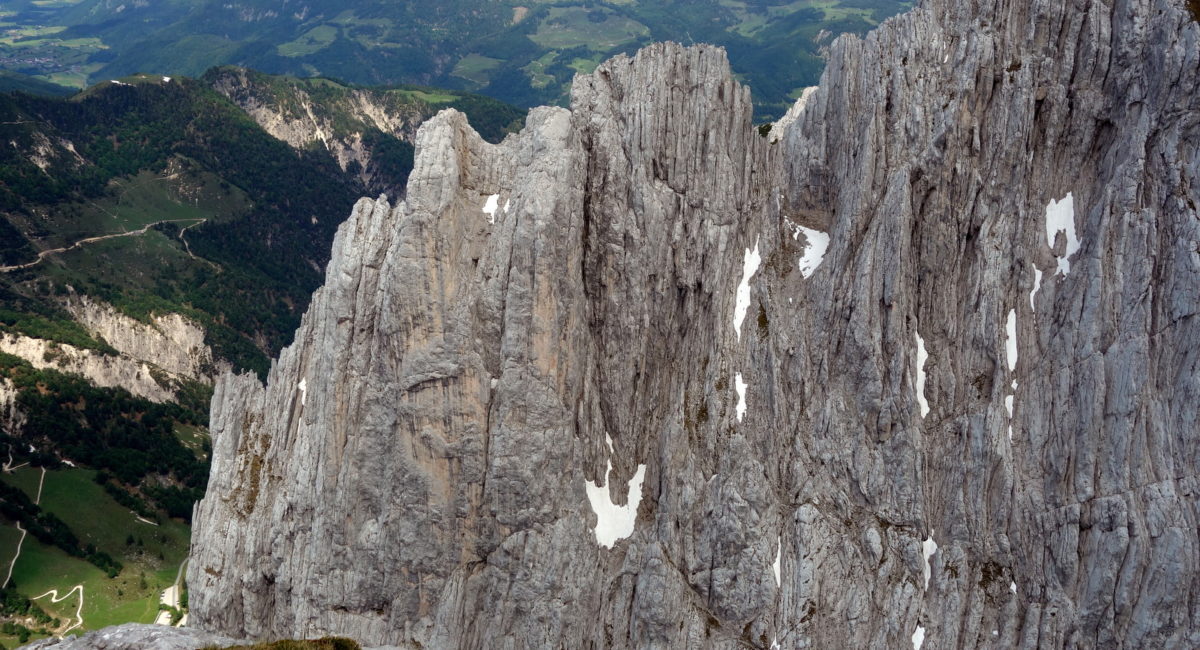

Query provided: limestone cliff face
[0,377,25,434]
[0,298,219,407]
[0,333,178,403]
[66,296,220,383]
[189,1,1200,649]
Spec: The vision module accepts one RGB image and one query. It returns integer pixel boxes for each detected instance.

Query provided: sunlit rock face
[188,1,1200,647]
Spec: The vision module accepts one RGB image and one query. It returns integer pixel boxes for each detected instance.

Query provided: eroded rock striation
[66,296,220,383]
[0,332,178,403]
[189,0,1200,648]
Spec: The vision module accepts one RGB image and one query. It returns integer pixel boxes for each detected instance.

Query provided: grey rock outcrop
[0,296,220,406]
[189,1,1200,649]
[20,623,242,650]
[0,377,24,434]
[17,623,403,650]
[66,296,221,383]
[0,333,178,403]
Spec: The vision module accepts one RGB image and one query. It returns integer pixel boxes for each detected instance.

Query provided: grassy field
[530,6,648,50]
[42,62,103,89]
[0,523,23,581]
[567,55,601,75]
[0,23,103,50]
[12,468,189,553]
[1,466,189,640]
[389,88,458,104]
[452,54,503,85]
[330,10,392,29]
[801,0,876,21]
[174,423,212,461]
[19,165,249,251]
[522,51,557,90]
[6,535,167,641]
[35,226,192,296]
[278,25,339,57]
[0,25,66,40]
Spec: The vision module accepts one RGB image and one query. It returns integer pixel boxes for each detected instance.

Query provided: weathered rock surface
[0,376,23,431]
[18,623,404,650]
[0,296,221,410]
[189,1,1200,649]
[66,296,220,383]
[0,297,219,412]
[20,624,242,650]
[0,333,179,403]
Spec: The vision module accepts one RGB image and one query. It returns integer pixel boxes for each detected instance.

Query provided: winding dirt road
[4,466,87,637]
[2,467,45,588]
[0,218,206,273]
[34,584,85,635]
[2,523,26,589]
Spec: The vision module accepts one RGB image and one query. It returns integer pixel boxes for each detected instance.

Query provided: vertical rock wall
[189,1,1200,648]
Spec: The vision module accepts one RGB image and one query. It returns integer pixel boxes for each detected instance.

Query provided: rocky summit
[173,0,1199,648]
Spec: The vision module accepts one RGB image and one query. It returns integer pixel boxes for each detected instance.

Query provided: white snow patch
[915,332,930,418]
[734,373,748,422]
[1045,193,1081,275]
[584,435,646,549]
[912,625,926,650]
[1029,265,1043,310]
[921,532,938,590]
[490,378,499,389]
[482,194,500,224]
[1010,580,1017,594]
[733,239,761,340]
[1004,394,1014,418]
[162,76,171,83]
[297,378,306,406]
[794,225,829,279]
[772,535,781,585]
[110,80,129,86]
[62,459,76,468]
[1005,309,1018,371]
[503,198,511,213]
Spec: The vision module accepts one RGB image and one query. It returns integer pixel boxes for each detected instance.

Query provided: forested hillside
[0,72,522,375]
[0,75,361,375]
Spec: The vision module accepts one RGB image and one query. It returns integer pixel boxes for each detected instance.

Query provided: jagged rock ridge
[189,1,1200,649]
